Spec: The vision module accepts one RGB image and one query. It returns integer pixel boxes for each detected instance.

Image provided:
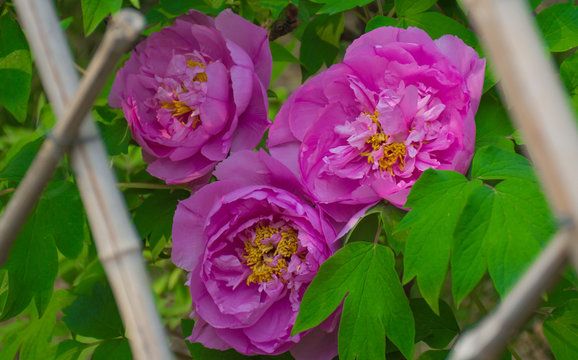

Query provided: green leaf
[560,51,578,94]
[398,169,481,313]
[411,298,459,348]
[403,11,477,48]
[293,242,414,360]
[543,299,578,360]
[0,137,43,184]
[55,340,88,360]
[270,41,300,63]
[94,106,129,156]
[40,181,86,259]
[92,339,132,360]
[0,12,32,123]
[259,0,291,19]
[300,14,344,79]
[471,145,535,182]
[417,350,450,360]
[452,185,493,306]
[62,282,125,339]
[134,191,186,261]
[0,193,61,320]
[395,0,437,16]
[486,179,555,295]
[310,0,374,15]
[81,0,122,35]
[366,16,405,33]
[474,91,515,151]
[536,2,578,52]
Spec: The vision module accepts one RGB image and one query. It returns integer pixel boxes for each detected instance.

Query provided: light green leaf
[293,242,414,360]
[536,2,578,52]
[309,0,374,15]
[81,0,122,35]
[260,0,291,19]
[543,299,578,360]
[471,145,535,182]
[92,339,132,360]
[395,0,437,16]
[0,12,32,123]
[366,16,405,33]
[398,169,481,313]
[62,282,124,339]
[452,185,493,306]
[300,14,344,79]
[270,41,300,63]
[403,11,477,48]
[487,179,556,295]
[54,340,89,360]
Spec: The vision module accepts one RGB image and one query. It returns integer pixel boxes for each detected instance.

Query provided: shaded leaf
[92,339,132,360]
[55,340,88,360]
[403,11,477,48]
[417,350,450,360]
[300,14,344,79]
[94,106,129,156]
[366,16,404,32]
[474,91,515,151]
[411,298,459,348]
[62,282,124,339]
[310,0,374,15]
[0,137,43,184]
[270,41,300,63]
[398,169,481,313]
[0,12,32,123]
[293,242,414,360]
[470,145,535,182]
[560,51,578,94]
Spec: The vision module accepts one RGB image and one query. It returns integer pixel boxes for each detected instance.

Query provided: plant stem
[0,188,15,197]
[376,0,384,16]
[117,182,189,191]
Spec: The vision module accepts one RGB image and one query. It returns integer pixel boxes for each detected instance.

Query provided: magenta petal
[188,316,231,351]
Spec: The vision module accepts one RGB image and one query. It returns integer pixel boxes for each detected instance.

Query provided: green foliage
[294,242,414,360]
[394,0,437,16]
[310,0,374,15]
[0,10,32,123]
[399,169,481,313]
[62,282,125,339]
[536,2,578,52]
[299,13,344,79]
[92,339,133,360]
[543,299,578,360]
[81,0,122,35]
[411,298,459,348]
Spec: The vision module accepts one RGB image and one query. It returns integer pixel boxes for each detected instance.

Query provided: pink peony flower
[268,27,485,219]
[172,150,339,358]
[109,10,271,184]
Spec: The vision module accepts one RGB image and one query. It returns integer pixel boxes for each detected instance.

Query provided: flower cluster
[110,10,484,359]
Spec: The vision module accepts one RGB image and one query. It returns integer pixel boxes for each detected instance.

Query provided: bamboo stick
[0,9,143,264]
[450,0,578,358]
[12,1,173,359]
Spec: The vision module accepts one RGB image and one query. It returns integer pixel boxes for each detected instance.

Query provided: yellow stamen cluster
[159,99,201,129]
[243,223,299,285]
[186,60,208,82]
[360,110,406,174]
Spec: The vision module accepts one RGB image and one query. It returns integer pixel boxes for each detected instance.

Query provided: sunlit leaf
[395,0,437,16]
[543,299,578,360]
[536,2,578,52]
[81,0,122,35]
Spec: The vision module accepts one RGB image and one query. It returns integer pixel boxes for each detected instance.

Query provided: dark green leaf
[474,91,515,151]
[486,179,556,295]
[62,282,125,339]
[452,185,493,306]
[379,203,409,254]
[293,242,414,360]
[536,2,578,52]
[134,191,186,261]
[94,106,130,156]
[403,11,477,48]
[0,12,32,123]
[40,181,85,259]
[0,137,43,183]
[411,298,459,348]
[395,0,437,16]
[543,299,578,360]
[300,14,344,79]
[471,145,535,182]
[260,0,291,19]
[270,41,300,63]
[560,51,578,94]
[366,16,405,33]
[398,169,481,313]
[81,0,122,35]
[310,0,374,15]
[55,340,88,360]
[92,339,132,360]
[0,196,60,320]
[531,0,543,10]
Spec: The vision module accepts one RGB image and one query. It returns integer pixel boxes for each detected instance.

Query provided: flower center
[360,111,406,174]
[186,60,208,83]
[242,222,299,285]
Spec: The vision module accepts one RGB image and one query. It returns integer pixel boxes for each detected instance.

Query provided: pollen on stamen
[359,110,407,174]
